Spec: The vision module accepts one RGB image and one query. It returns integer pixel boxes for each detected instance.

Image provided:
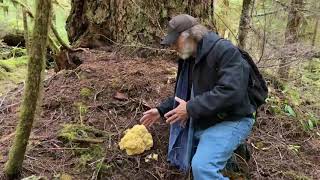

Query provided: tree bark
[65,0,215,48]
[311,17,319,46]
[22,8,29,54]
[4,0,51,178]
[278,0,304,79]
[238,0,252,50]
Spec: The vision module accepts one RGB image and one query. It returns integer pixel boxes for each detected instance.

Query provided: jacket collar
[195,32,221,64]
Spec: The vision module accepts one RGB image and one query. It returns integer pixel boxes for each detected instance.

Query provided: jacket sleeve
[156,97,174,117]
[186,45,250,120]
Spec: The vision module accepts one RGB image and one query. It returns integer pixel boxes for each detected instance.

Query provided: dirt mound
[0,50,183,179]
[0,49,319,180]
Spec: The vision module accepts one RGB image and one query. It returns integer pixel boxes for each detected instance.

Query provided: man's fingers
[143,109,154,115]
[175,96,185,104]
[166,114,178,124]
[167,116,180,125]
[164,109,176,119]
[140,115,149,123]
[142,118,152,126]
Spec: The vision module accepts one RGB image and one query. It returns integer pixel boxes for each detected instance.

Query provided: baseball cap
[161,14,199,45]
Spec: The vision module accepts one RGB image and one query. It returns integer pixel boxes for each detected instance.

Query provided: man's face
[172,32,197,60]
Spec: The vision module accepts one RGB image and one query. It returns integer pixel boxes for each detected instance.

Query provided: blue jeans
[191,117,254,180]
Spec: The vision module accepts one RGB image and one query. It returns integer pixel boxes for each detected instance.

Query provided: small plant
[80,87,93,98]
[288,144,300,153]
[284,104,296,117]
[74,102,88,125]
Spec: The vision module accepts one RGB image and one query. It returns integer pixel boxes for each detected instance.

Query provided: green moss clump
[80,87,93,98]
[57,124,106,143]
[77,145,105,169]
[59,173,72,180]
[0,55,28,92]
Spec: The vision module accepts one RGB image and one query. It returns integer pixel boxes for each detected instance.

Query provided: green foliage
[304,113,319,131]
[74,102,88,125]
[265,95,282,115]
[284,104,296,117]
[288,144,300,153]
[0,55,28,95]
[76,145,105,169]
[0,0,70,43]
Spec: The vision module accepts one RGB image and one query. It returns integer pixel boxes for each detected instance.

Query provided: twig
[0,132,15,143]
[98,34,175,52]
[144,169,159,180]
[0,90,9,108]
[0,102,20,112]
[213,12,238,41]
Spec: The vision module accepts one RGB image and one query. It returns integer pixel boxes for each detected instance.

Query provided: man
[140,14,256,180]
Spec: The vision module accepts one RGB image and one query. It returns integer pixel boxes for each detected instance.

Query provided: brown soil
[0,49,319,180]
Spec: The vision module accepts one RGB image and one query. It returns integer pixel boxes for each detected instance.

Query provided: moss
[74,102,88,125]
[0,55,28,69]
[59,173,72,180]
[74,102,88,114]
[80,87,93,98]
[75,145,105,170]
[58,124,106,143]
[283,171,311,180]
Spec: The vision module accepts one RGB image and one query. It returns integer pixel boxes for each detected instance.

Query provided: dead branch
[50,23,73,51]
[97,34,174,53]
[253,10,281,17]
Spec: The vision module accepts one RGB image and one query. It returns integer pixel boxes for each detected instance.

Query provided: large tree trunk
[4,0,51,178]
[65,0,215,48]
[57,0,215,71]
[238,0,252,50]
[278,0,304,79]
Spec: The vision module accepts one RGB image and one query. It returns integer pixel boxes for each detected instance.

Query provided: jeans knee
[191,155,204,174]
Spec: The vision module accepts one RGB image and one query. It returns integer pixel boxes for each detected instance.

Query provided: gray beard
[178,51,193,60]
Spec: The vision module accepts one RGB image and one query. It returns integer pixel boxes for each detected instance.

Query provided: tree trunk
[22,8,29,54]
[311,17,319,46]
[4,0,51,178]
[56,0,215,71]
[65,0,215,48]
[238,0,252,50]
[278,0,304,79]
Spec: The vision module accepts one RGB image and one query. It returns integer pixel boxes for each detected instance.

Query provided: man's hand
[165,97,189,127]
[140,108,161,127]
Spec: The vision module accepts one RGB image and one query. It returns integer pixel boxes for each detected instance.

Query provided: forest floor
[0,49,319,180]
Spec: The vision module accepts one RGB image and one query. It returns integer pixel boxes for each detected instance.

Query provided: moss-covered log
[4,0,52,178]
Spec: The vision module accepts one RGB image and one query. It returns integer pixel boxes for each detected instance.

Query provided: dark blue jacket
[157,32,256,129]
